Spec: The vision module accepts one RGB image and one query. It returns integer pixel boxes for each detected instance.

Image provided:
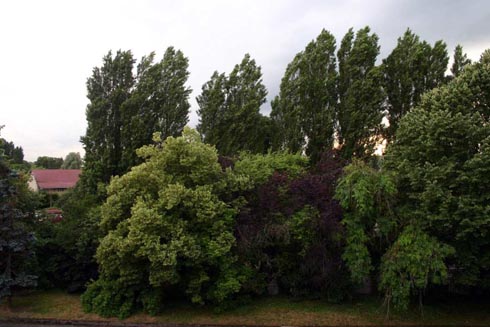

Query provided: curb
[0,318,276,327]
[0,318,486,327]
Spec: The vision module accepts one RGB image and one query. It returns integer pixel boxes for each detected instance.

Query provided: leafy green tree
[336,27,384,159]
[382,29,449,141]
[0,138,36,307]
[451,44,471,78]
[80,50,135,192]
[271,29,337,162]
[384,52,490,301]
[379,226,453,313]
[34,156,64,169]
[197,54,271,155]
[335,160,452,313]
[82,128,246,318]
[61,152,82,169]
[335,160,397,284]
[121,47,191,168]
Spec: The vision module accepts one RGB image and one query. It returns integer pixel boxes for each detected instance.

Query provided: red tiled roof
[31,169,81,190]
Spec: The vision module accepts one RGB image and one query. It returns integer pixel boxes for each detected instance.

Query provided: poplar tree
[336,27,384,159]
[80,50,135,192]
[121,47,191,168]
[382,29,449,141]
[271,29,337,162]
[451,44,471,78]
[197,54,270,155]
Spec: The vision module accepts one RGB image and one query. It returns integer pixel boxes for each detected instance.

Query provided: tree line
[1,26,488,319]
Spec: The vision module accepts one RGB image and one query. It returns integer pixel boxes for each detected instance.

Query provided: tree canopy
[197,54,271,155]
[81,128,246,318]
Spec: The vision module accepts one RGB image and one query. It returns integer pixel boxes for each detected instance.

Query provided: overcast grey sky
[1,0,489,161]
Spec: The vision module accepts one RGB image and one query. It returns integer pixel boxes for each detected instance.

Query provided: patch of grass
[1,291,489,326]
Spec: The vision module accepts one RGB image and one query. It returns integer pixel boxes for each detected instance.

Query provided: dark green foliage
[61,152,82,169]
[271,29,337,162]
[197,54,271,155]
[80,50,135,192]
[0,138,24,165]
[451,45,471,78]
[34,156,63,169]
[121,47,191,169]
[382,29,449,141]
[0,146,36,304]
[336,27,384,159]
[33,186,100,292]
[81,47,191,195]
[381,54,490,306]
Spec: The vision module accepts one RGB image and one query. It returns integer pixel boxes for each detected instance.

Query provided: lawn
[1,290,489,326]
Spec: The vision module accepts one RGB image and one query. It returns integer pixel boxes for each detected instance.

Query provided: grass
[1,290,489,326]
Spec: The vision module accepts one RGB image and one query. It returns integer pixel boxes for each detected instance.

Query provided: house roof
[31,169,81,190]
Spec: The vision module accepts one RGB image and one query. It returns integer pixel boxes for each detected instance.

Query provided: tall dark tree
[451,44,471,78]
[271,29,337,162]
[197,54,270,155]
[196,71,227,146]
[80,50,135,192]
[382,29,449,141]
[0,139,24,165]
[121,47,191,168]
[0,136,36,307]
[336,27,384,159]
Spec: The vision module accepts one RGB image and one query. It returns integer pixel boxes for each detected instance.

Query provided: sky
[1,0,489,161]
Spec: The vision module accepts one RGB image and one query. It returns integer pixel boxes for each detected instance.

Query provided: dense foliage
[81,47,191,193]
[81,129,247,318]
[271,29,337,162]
[385,53,490,292]
[0,138,24,165]
[34,156,63,169]
[0,135,36,305]
[197,54,271,155]
[61,152,82,169]
[382,28,449,141]
[336,51,490,312]
[235,151,348,300]
[33,186,100,292]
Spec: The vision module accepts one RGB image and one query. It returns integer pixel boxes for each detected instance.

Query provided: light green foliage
[336,27,384,159]
[82,128,245,318]
[380,226,454,311]
[271,29,337,162]
[335,160,396,283]
[233,151,307,186]
[197,54,271,155]
[382,29,449,141]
